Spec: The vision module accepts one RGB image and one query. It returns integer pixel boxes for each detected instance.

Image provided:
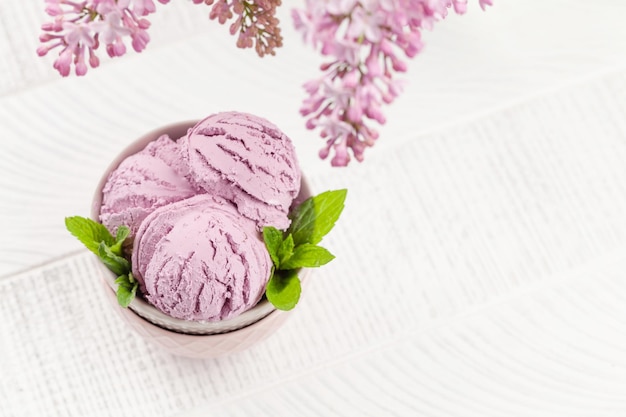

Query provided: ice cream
[99,134,196,236]
[181,111,301,230]
[99,111,302,322]
[131,194,272,322]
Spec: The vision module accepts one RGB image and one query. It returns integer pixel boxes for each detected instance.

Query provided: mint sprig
[97,242,130,276]
[277,234,295,266]
[114,273,139,308]
[65,216,136,308]
[263,189,347,311]
[65,216,116,254]
[281,244,335,269]
[266,270,301,311]
[288,189,347,246]
[262,227,282,266]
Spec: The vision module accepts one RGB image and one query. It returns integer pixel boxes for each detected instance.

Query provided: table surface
[2,1,626,416]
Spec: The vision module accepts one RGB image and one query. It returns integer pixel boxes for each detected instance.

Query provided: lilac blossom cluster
[38,0,166,76]
[38,0,282,77]
[193,0,283,57]
[293,0,492,166]
[38,0,491,166]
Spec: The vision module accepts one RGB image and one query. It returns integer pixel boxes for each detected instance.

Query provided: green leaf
[277,234,295,266]
[288,189,347,246]
[98,242,130,276]
[114,274,138,308]
[110,225,130,256]
[114,275,128,286]
[65,216,115,255]
[116,280,138,308]
[281,244,335,269]
[116,225,130,243]
[262,226,283,267]
[266,270,301,311]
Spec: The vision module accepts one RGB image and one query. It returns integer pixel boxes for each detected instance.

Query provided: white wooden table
[1,1,626,416]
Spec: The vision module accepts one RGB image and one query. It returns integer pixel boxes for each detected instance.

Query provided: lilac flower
[194,0,283,57]
[37,0,492,167]
[479,0,493,10]
[293,0,492,166]
[129,0,157,16]
[38,0,284,77]
[38,0,166,76]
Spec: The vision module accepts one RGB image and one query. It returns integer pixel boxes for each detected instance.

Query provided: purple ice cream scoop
[180,111,301,230]
[99,134,196,236]
[131,194,272,322]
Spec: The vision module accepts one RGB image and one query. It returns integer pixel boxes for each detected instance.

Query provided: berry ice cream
[181,111,301,230]
[99,135,195,236]
[98,111,301,322]
[132,194,272,322]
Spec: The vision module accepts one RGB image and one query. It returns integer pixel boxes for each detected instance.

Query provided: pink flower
[63,22,96,49]
[92,8,129,43]
[293,0,492,166]
[348,7,384,43]
[37,0,493,167]
[130,0,157,16]
[196,0,283,56]
[38,0,163,76]
[479,0,493,10]
[53,47,74,77]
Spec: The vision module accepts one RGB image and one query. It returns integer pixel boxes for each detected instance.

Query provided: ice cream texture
[99,111,301,322]
[99,134,195,236]
[182,111,301,230]
[132,195,272,321]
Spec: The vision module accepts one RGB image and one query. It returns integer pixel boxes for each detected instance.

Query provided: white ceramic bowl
[91,121,311,358]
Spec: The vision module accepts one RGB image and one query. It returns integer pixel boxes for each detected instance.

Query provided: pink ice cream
[181,111,301,230]
[99,135,196,236]
[131,194,272,322]
[99,112,302,322]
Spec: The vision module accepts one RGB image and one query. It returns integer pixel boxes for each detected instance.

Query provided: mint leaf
[277,234,294,266]
[288,189,347,246]
[262,226,283,267]
[117,285,133,307]
[262,190,347,310]
[117,282,138,308]
[114,275,128,286]
[98,242,130,276]
[66,217,136,309]
[281,244,335,269]
[65,216,115,255]
[110,225,130,256]
[287,199,314,245]
[266,270,301,311]
[115,273,138,308]
[116,225,130,243]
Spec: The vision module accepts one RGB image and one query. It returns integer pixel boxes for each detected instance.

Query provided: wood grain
[1,2,626,415]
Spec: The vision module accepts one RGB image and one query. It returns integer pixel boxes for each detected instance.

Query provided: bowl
[91,121,311,358]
